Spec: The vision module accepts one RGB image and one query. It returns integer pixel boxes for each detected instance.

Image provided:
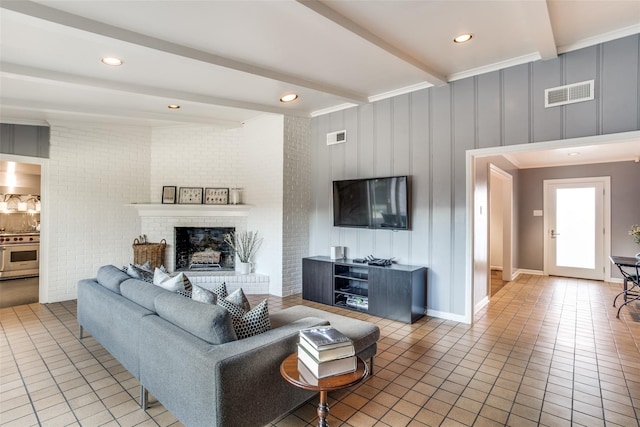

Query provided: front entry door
[544,177,609,280]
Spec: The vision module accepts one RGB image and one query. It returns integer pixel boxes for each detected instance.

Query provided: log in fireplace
[175,227,235,271]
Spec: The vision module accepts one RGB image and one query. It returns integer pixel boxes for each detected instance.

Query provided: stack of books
[298,326,356,379]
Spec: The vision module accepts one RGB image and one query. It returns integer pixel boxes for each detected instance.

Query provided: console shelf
[302,256,427,324]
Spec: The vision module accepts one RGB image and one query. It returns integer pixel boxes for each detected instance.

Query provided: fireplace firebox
[175,227,235,271]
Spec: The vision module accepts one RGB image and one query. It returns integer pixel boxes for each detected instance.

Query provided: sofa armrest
[139,316,329,427]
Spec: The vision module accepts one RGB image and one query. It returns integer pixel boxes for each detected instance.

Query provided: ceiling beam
[296,0,447,86]
[1,62,311,118]
[521,0,557,60]
[0,1,369,104]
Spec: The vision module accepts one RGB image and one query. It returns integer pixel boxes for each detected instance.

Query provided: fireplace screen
[175,227,235,271]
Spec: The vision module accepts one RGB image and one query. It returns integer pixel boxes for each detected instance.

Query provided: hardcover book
[297,344,356,378]
[298,336,355,362]
[299,326,352,350]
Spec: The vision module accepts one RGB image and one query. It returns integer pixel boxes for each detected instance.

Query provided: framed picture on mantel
[204,188,229,205]
[179,187,203,204]
[162,186,177,204]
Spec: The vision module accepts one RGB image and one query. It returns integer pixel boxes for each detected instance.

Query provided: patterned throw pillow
[217,298,270,339]
[191,285,217,304]
[125,264,154,283]
[212,282,228,300]
[183,275,193,292]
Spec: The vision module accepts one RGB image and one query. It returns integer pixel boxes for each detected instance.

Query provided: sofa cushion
[270,305,380,356]
[96,265,131,294]
[217,297,270,339]
[154,292,237,344]
[120,279,166,311]
[192,285,216,304]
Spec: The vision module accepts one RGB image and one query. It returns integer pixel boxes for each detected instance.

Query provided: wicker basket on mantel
[132,238,167,269]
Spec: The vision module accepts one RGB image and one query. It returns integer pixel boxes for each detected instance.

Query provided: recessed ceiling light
[280,94,299,103]
[101,57,123,66]
[568,152,580,156]
[453,34,473,44]
[168,104,180,109]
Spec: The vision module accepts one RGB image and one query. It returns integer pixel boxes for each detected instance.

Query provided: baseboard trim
[514,269,544,276]
[426,309,468,324]
[474,296,489,314]
[490,266,503,271]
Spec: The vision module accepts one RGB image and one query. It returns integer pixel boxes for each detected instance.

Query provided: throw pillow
[153,268,185,292]
[212,282,228,299]
[192,285,217,304]
[183,275,193,292]
[225,288,251,312]
[125,263,154,283]
[217,298,270,339]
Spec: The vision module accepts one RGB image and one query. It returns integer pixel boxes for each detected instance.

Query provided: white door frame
[0,153,49,303]
[488,164,513,282]
[466,130,639,324]
[542,176,611,280]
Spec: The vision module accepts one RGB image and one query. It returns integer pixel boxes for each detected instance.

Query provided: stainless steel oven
[0,232,40,279]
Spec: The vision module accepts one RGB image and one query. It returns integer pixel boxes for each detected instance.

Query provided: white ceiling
[1,0,639,129]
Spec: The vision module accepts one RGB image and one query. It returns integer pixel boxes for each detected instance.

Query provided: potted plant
[629,224,640,260]
[224,230,263,274]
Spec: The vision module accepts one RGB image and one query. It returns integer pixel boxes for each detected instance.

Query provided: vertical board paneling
[374,100,393,177]
[430,85,452,311]
[330,112,346,180]
[477,73,502,148]
[564,46,599,138]
[602,36,640,133]
[313,115,332,256]
[344,108,359,177]
[503,64,531,145]
[392,94,411,175]
[410,91,430,266]
[359,104,375,178]
[452,79,476,314]
[309,36,640,319]
[532,58,563,142]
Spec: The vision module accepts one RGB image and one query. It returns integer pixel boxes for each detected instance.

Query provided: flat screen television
[333,176,410,230]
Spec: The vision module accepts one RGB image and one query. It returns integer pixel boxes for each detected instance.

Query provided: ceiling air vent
[327,130,347,146]
[545,80,594,108]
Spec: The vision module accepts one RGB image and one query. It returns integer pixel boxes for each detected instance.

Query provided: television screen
[332,176,409,230]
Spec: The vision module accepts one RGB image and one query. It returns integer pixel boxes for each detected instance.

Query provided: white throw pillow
[153,268,185,292]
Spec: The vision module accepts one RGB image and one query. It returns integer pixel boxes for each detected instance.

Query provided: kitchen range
[0,231,40,279]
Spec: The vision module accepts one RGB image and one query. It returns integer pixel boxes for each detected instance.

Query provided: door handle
[551,229,560,238]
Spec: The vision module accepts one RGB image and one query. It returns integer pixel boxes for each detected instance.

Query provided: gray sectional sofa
[77,265,380,427]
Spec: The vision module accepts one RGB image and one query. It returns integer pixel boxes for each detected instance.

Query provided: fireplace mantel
[128,204,251,217]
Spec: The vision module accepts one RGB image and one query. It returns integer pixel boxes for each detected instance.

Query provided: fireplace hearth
[175,227,235,271]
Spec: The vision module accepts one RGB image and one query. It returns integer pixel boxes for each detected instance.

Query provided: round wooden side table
[280,353,368,427]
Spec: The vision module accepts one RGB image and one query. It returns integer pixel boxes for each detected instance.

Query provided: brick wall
[45,125,151,302]
[282,116,311,296]
[150,125,243,202]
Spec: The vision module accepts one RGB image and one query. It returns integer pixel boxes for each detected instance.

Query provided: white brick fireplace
[131,204,269,294]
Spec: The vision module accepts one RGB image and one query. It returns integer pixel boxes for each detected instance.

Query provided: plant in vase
[224,230,263,274]
[629,224,640,260]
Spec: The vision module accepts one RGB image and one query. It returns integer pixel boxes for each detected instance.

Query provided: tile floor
[2,274,640,426]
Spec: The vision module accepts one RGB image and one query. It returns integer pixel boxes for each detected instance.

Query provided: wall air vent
[327,130,347,146]
[545,80,594,108]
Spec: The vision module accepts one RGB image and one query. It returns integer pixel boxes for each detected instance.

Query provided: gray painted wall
[518,161,640,273]
[310,34,640,318]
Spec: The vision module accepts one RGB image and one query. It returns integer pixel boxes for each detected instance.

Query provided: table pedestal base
[317,390,329,427]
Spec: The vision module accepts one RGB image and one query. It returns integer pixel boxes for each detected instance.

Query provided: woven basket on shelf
[132,238,167,269]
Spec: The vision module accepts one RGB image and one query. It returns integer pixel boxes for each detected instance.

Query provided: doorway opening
[488,164,513,295]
